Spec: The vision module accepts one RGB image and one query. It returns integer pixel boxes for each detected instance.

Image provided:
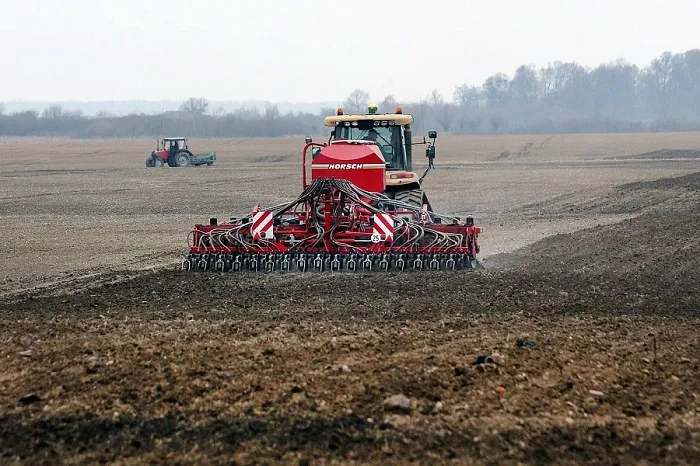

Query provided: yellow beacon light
[368,104,378,114]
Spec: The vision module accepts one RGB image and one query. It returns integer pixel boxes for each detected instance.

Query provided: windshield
[334,123,405,169]
[165,139,182,150]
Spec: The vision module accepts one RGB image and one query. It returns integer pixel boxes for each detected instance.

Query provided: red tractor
[146,137,216,167]
[182,106,482,273]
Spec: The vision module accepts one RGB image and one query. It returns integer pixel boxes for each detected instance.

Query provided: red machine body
[310,142,386,193]
[182,139,482,273]
[152,149,169,162]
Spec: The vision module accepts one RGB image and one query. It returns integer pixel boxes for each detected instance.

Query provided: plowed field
[1,135,699,465]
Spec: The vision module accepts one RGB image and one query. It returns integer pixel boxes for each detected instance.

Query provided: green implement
[190,152,216,167]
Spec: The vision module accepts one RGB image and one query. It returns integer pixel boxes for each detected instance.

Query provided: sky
[1,0,699,104]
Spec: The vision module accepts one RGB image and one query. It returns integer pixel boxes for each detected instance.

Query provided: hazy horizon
[2,0,699,104]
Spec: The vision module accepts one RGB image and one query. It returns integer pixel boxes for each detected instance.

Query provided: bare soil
[1,135,700,465]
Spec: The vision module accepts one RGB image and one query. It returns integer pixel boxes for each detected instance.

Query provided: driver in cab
[363,129,393,165]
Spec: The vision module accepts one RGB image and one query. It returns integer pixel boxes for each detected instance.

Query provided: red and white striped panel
[251,211,274,240]
[372,213,394,242]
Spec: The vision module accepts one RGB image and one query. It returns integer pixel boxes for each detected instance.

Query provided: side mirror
[426,145,436,159]
[428,130,437,139]
[305,137,312,144]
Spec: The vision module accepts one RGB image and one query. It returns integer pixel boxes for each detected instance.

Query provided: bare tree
[539,63,556,97]
[455,107,469,132]
[453,85,482,108]
[180,97,209,116]
[511,65,540,104]
[643,52,673,119]
[343,89,370,113]
[590,60,639,119]
[428,89,454,132]
[379,95,399,113]
[466,111,484,132]
[550,61,590,112]
[211,106,227,118]
[41,104,63,120]
[490,113,504,133]
[437,105,455,132]
[264,102,280,120]
[430,89,444,107]
[234,105,261,119]
[453,85,483,134]
[483,73,510,106]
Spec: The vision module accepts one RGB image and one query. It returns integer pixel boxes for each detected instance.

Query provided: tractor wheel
[175,152,191,167]
[394,189,436,216]
[394,189,425,208]
[153,158,165,168]
[145,158,153,167]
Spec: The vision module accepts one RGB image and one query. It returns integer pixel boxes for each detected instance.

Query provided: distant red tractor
[146,137,216,167]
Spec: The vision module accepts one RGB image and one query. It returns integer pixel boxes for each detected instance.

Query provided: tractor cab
[322,105,437,193]
[160,137,188,155]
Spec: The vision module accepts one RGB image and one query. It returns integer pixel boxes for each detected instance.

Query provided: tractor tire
[153,158,165,168]
[145,158,153,167]
[394,189,436,215]
[175,152,191,167]
[394,189,425,208]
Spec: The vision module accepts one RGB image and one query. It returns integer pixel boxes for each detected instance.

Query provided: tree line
[1,49,699,138]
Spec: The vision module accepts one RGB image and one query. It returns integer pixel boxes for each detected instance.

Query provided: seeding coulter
[182,106,482,273]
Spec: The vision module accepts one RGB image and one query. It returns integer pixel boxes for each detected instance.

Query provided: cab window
[334,122,405,170]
